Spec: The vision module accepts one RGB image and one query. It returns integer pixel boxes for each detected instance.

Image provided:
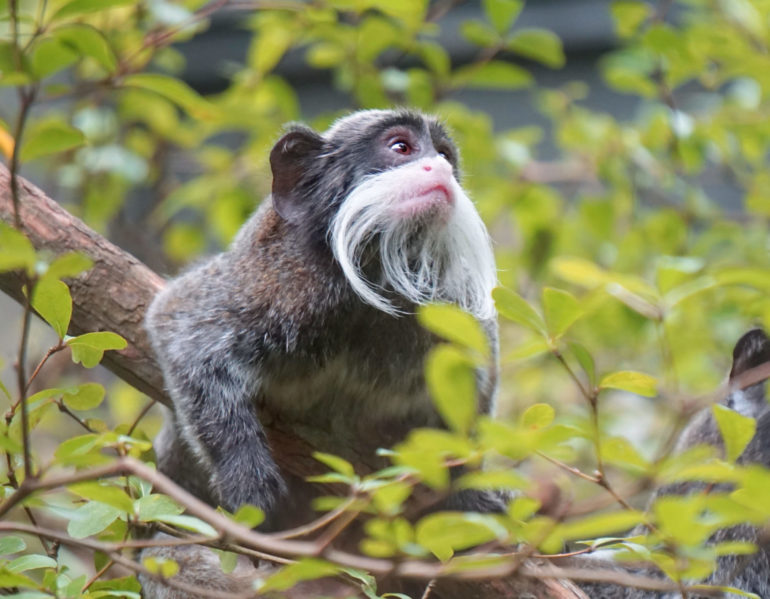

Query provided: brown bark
[0,165,168,405]
[0,164,590,599]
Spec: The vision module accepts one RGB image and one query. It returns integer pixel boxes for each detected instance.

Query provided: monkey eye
[389,140,411,154]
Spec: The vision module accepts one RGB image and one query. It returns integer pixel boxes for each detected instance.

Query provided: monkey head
[269,109,497,319]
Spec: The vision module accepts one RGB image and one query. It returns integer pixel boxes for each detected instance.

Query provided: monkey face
[269,109,497,318]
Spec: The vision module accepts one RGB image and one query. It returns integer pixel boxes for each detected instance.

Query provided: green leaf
[7,554,57,572]
[713,404,756,462]
[122,74,218,120]
[519,403,555,430]
[250,25,295,76]
[507,28,565,68]
[31,278,71,339]
[452,60,532,90]
[611,1,652,38]
[313,452,355,478]
[456,470,528,492]
[136,494,185,521]
[30,37,78,78]
[0,536,25,555]
[415,513,505,561]
[425,345,477,434]
[418,304,489,358]
[460,20,500,47]
[599,371,658,397]
[559,510,644,541]
[52,0,135,20]
[55,24,118,72]
[550,257,608,288]
[142,556,179,578]
[232,504,265,528]
[0,223,35,274]
[67,501,122,538]
[569,342,596,385]
[160,515,217,536]
[69,481,134,512]
[542,287,581,338]
[62,382,105,410]
[44,252,92,280]
[217,550,238,574]
[20,120,85,162]
[67,331,127,368]
[492,287,546,335]
[482,0,522,33]
[258,558,340,592]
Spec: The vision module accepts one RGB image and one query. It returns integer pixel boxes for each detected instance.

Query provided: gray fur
[576,328,770,598]
[142,110,501,597]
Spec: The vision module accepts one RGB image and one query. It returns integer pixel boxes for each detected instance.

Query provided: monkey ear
[730,328,770,380]
[270,128,324,222]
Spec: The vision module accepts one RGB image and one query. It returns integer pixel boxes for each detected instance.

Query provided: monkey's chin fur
[330,160,497,319]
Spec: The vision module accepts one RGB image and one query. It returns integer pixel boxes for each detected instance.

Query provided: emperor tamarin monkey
[146,109,500,522]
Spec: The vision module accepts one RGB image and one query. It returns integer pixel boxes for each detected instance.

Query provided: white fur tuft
[330,159,497,319]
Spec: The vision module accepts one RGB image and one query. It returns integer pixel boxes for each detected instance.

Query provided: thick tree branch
[0,164,168,404]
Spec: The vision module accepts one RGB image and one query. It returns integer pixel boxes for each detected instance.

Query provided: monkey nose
[423,165,432,171]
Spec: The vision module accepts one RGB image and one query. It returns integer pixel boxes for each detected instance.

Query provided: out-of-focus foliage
[2,0,770,597]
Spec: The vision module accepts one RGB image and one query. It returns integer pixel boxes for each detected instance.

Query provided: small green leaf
[313,452,355,478]
[30,37,78,78]
[452,60,532,90]
[0,224,35,274]
[519,403,555,430]
[62,382,105,411]
[217,550,238,574]
[492,287,546,335]
[507,28,565,68]
[44,252,92,280]
[67,501,122,538]
[55,24,118,72]
[258,558,340,592]
[599,371,657,397]
[460,20,500,47]
[569,342,595,385]
[456,470,528,492]
[482,0,522,33]
[425,345,477,434]
[67,331,127,368]
[53,0,135,20]
[0,536,25,555]
[20,120,85,162]
[136,494,185,521]
[418,304,489,358]
[160,515,217,537]
[610,1,652,38]
[122,74,218,120]
[142,556,178,578]
[232,504,265,528]
[713,404,756,462]
[416,513,505,561]
[542,287,581,338]
[69,481,134,512]
[31,278,72,339]
[7,554,57,572]
[559,510,644,542]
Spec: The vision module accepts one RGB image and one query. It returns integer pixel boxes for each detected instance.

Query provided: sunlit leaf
[599,371,658,397]
[452,61,532,90]
[53,0,135,20]
[122,74,218,120]
[507,28,565,68]
[713,404,756,462]
[492,287,546,335]
[67,331,127,368]
[482,0,522,33]
[30,278,71,339]
[542,287,581,338]
[20,120,85,162]
[425,345,477,434]
[258,559,340,593]
[418,303,489,358]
